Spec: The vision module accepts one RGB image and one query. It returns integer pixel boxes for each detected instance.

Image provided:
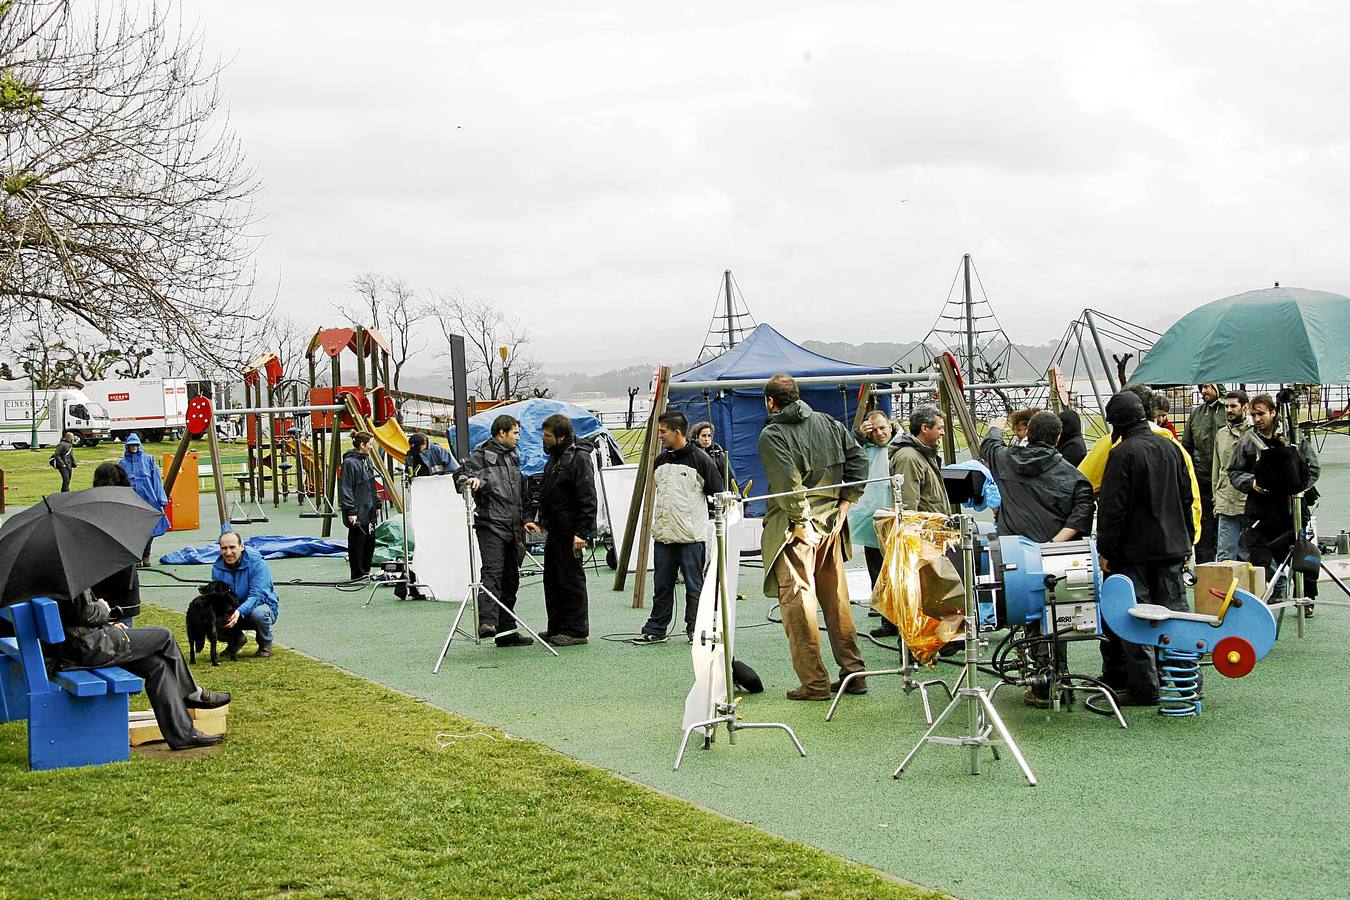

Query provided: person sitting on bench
[54,592,229,750]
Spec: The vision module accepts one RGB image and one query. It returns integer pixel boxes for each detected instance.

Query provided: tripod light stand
[893,512,1037,786]
[433,484,558,672]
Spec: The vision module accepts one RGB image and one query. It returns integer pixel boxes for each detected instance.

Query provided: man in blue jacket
[213,530,280,658]
[117,432,170,566]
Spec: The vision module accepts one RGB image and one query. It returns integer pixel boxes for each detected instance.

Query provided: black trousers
[1100,561,1189,700]
[1195,483,1217,564]
[58,468,73,492]
[863,545,884,588]
[347,519,376,579]
[476,530,522,630]
[543,533,588,638]
[120,625,199,747]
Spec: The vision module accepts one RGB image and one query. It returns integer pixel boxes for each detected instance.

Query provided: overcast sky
[196,1,1349,370]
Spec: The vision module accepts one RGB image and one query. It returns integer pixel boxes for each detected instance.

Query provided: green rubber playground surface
[5,437,1349,897]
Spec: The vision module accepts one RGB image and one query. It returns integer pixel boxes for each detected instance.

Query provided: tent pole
[1084,310,1120,393]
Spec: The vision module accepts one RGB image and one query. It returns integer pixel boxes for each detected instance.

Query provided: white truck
[0,388,111,448]
[82,377,188,442]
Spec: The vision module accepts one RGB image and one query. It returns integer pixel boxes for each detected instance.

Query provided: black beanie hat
[1105,391,1146,426]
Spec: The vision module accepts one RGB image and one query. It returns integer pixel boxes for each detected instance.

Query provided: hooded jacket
[408,441,459,477]
[1213,416,1253,517]
[1096,394,1196,565]
[211,546,280,620]
[1181,399,1225,483]
[117,433,169,537]
[1056,409,1088,466]
[980,426,1094,543]
[339,448,380,526]
[888,431,950,514]
[538,436,598,541]
[456,437,527,542]
[1078,413,1201,539]
[757,400,868,596]
[651,441,722,544]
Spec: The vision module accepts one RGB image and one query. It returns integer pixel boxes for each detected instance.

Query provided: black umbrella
[0,486,164,605]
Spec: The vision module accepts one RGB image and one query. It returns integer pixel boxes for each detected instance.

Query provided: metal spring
[1159,647,1202,717]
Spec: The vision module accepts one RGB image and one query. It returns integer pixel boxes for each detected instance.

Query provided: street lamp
[499,345,510,401]
[165,347,177,378]
[25,342,39,451]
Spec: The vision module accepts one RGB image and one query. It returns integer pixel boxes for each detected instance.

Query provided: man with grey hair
[871,406,952,638]
[758,373,869,700]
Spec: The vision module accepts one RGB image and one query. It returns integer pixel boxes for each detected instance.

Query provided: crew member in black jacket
[525,414,597,646]
[456,414,533,646]
[340,431,380,580]
[1095,391,1197,705]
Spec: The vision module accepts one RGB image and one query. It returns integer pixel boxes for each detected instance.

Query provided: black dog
[187,580,242,666]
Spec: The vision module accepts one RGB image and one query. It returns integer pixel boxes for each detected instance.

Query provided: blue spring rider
[1098,574,1277,716]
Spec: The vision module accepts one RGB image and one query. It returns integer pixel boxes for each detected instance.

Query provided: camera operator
[455,415,533,647]
[406,432,460,477]
[525,414,597,646]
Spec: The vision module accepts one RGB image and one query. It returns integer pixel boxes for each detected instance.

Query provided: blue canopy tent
[449,398,623,475]
[667,323,892,516]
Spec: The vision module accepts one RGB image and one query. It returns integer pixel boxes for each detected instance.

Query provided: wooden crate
[129,704,229,747]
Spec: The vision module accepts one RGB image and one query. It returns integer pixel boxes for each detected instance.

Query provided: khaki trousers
[773,531,865,693]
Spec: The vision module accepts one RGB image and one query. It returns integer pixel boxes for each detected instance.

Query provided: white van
[0,388,111,448]
[82,377,188,442]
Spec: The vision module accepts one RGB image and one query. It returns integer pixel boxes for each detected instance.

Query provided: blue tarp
[449,398,623,475]
[667,323,893,516]
[159,534,348,566]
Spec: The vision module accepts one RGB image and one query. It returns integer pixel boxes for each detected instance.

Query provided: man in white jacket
[632,411,724,644]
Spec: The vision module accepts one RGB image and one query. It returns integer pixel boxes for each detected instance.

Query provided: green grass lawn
[0,440,249,507]
[0,604,933,899]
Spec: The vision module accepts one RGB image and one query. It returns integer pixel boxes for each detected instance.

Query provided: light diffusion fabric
[872,510,964,663]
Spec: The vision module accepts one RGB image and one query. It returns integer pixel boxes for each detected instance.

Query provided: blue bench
[0,597,144,771]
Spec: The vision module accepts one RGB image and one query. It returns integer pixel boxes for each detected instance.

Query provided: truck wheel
[84,438,101,447]
[147,429,164,442]
[69,433,85,448]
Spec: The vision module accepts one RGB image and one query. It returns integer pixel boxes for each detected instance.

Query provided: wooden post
[161,428,196,495]
[612,366,669,595]
[630,366,670,608]
[205,403,229,531]
[851,384,875,432]
[939,353,983,465]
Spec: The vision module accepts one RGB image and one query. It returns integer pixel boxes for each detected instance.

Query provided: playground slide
[371,418,411,460]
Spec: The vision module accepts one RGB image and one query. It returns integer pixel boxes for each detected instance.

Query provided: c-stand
[893,512,1037,786]
[433,483,558,672]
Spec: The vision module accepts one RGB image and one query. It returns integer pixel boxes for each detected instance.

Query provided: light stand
[674,491,806,770]
[433,484,558,672]
[827,474,954,725]
[364,464,435,608]
[893,513,1037,786]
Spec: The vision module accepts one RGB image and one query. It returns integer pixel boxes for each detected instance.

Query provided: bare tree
[331,272,429,392]
[0,1,265,367]
[261,313,313,386]
[426,292,542,400]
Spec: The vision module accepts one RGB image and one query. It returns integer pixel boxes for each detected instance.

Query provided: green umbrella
[1132,286,1350,385]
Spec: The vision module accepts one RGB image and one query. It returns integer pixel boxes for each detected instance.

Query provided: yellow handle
[1215,576,1239,623]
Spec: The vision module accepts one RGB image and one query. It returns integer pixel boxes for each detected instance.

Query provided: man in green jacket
[870,406,952,638]
[1180,383,1225,563]
[758,374,869,700]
